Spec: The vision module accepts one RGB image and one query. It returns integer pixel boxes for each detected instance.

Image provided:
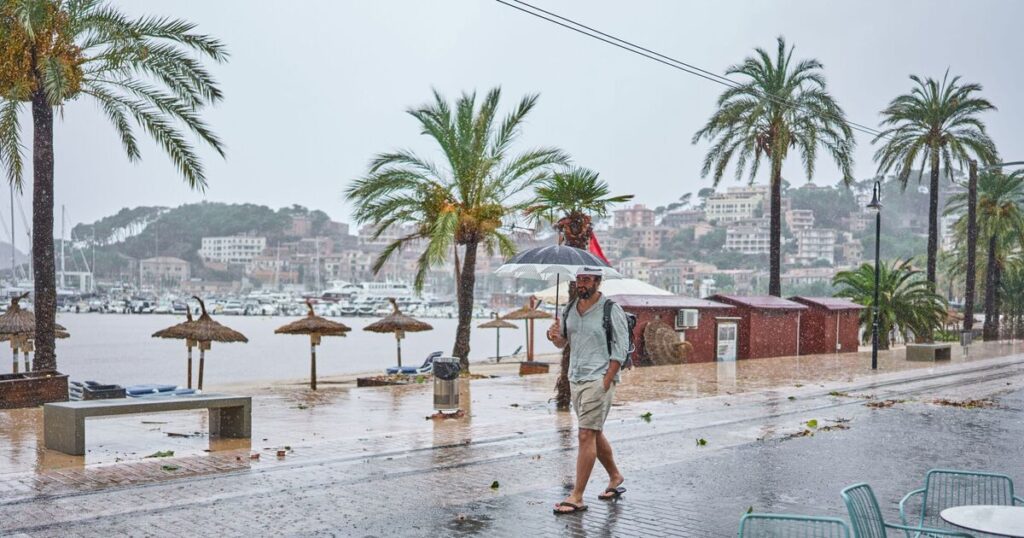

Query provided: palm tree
[873,72,998,291]
[345,88,568,371]
[1000,259,1024,339]
[693,36,855,296]
[0,0,226,371]
[947,170,1024,340]
[526,167,633,409]
[833,259,946,349]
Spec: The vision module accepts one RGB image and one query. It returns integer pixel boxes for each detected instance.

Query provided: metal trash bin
[432,357,461,412]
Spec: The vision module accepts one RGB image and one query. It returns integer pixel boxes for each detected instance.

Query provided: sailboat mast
[9,184,14,284]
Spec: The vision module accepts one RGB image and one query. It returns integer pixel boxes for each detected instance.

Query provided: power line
[495,0,890,141]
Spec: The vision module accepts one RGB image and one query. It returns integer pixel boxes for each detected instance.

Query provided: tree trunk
[768,157,783,297]
[451,241,478,372]
[963,160,978,332]
[983,234,999,341]
[555,215,590,409]
[993,259,1002,339]
[31,91,57,372]
[926,153,940,287]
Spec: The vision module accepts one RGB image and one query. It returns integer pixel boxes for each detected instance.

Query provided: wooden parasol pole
[10,339,17,373]
[309,333,319,391]
[198,342,209,391]
[395,330,404,368]
[496,327,501,362]
[186,339,194,389]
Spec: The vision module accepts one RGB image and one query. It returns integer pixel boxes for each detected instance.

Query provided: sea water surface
[47,314,558,387]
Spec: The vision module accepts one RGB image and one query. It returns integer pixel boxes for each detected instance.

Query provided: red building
[789,296,863,355]
[614,295,731,364]
[706,295,808,360]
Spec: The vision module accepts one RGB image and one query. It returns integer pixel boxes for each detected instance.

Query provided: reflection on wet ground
[0,341,1020,478]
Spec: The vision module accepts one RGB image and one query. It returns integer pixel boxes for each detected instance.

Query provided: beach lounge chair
[386,351,442,375]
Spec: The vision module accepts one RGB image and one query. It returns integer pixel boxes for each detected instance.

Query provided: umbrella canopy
[364,298,433,334]
[478,318,518,329]
[152,309,195,340]
[532,278,671,305]
[0,294,36,336]
[501,304,553,320]
[275,300,352,336]
[182,297,248,343]
[494,245,622,280]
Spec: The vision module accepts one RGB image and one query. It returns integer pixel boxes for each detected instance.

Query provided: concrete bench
[906,343,953,362]
[44,393,251,456]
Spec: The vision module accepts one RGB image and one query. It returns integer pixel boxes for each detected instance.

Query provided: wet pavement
[2,342,1024,536]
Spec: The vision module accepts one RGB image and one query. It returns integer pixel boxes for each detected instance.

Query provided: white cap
[577,267,604,276]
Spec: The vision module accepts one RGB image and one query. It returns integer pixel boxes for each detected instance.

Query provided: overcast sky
[12,0,1024,250]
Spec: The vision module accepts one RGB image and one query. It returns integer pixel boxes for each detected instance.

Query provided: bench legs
[44,406,86,456]
[209,403,251,438]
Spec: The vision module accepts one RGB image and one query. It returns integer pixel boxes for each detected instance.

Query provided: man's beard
[577,287,594,299]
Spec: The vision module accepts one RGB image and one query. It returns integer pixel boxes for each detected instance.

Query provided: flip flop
[553,502,589,515]
[598,486,626,500]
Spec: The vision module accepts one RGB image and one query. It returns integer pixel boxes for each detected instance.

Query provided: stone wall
[0,372,69,409]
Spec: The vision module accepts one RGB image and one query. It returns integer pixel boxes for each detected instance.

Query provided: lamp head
[867,180,883,212]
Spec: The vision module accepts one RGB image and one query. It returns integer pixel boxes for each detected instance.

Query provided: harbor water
[43,314,558,387]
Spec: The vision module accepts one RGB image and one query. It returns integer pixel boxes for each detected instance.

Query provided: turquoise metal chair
[899,469,1024,536]
[841,483,973,537]
[739,513,851,537]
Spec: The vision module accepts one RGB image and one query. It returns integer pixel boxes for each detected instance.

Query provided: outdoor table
[940,505,1024,537]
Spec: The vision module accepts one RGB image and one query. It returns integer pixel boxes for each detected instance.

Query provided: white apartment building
[725,221,770,254]
[618,256,664,282]
[199,235,267,265]
[941,214,960,252]
[792,228,836,265]
[785,209,815,230]
[704,185,768,222]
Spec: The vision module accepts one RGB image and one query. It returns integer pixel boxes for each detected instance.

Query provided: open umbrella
[180,297,248,390]
[478,317,517,362]
[501,300,552,362]
[495,245,621,320]
[363,298,432,368]
[152,308,197,388]
[275,299,352,390]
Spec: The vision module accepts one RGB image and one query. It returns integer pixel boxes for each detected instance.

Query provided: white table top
[940,505,1024,537]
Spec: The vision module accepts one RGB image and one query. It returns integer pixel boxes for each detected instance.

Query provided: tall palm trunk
[768,157,783,297]
[31,91,57,371]
[963,160,978,332]
[452,242,478,372]
[983,234,999,341]
[926,152,940,287]
[993,261,1003,339]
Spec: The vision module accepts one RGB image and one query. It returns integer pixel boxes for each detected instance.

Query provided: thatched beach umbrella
[363,298,432,368]
[478,317,517,362]
[275,299,351,390]
[152,308,197,388]
[502,300,552,362]
[0,293,34,373]
[179,297,248,390]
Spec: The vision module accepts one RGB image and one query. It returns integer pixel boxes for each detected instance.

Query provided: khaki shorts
[570,379,616,431]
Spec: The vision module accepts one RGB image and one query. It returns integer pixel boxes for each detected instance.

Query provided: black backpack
[562,298,638,368]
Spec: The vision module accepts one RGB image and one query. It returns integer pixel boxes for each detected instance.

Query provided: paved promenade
[2,343,1024,536]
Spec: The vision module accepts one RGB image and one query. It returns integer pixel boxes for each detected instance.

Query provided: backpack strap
[561,297,577,339]
[603,300,615,355]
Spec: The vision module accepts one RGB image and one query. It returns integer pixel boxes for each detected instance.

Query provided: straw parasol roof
[152,309,195,340]
[501,304,553,321]
[479,318,517,329]
[183,296,248,343]
[364,298,433,334]
[644,319,688,365]
[0,293,36,336]
[275,300,352,336]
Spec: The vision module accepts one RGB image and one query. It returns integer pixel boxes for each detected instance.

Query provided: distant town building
[842,211,872,233]
[705,186,768,222]
[792,228,836,265]
[619,256,664,282]
[725,220,770,254]
[785,209,815,231]
[199,235,267,265]
[780,266,838,287]
[941,214,960,252]
[631,227,674,254]
[693,221,716,239]
[140,256,190,287]
[841,240,864,265]
[712,269,762,295]
[650,259,718,295]
[661,209,705,228]
[614,204,656,229]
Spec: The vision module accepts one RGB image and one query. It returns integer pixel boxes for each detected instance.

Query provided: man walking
[547,268,628,515]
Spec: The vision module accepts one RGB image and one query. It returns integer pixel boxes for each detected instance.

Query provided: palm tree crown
[873,71,998,288]
[693,36,855,296]
[526,166,632,248]
[833,259,946,350]
[345,87,568,367]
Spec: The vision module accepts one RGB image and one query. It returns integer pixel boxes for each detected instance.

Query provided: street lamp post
[867,179,883,370]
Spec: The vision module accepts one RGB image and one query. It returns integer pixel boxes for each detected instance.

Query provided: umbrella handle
[555,273,560,320]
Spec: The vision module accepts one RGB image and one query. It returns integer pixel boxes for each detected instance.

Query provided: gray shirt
[564,293,628,383]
